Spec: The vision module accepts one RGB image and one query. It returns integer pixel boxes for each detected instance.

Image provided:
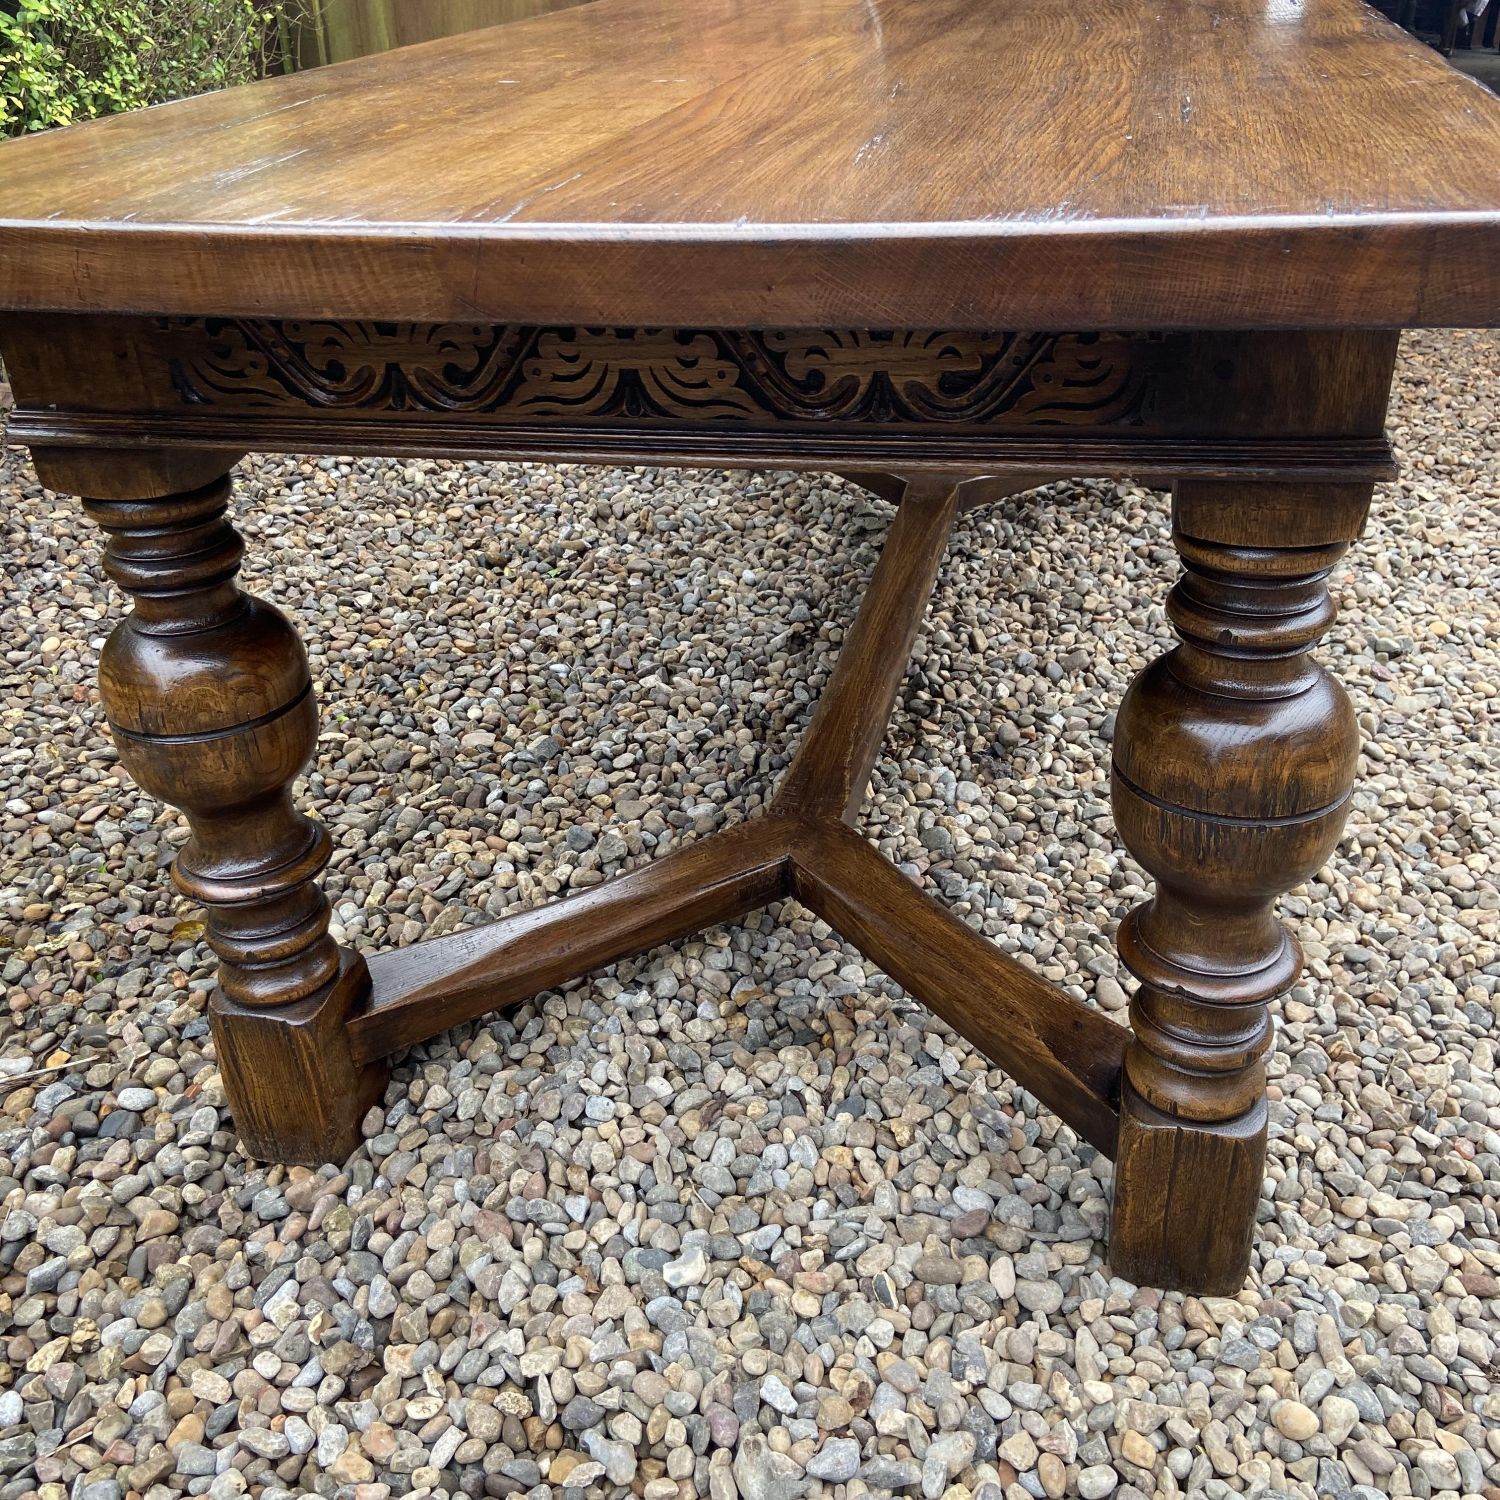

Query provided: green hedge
[1,0,284,136]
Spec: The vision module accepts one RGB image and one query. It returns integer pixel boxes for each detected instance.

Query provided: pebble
[1415,1447,1463,1489]
[760,1373,797,1415]
[999,1431,1039,1470]
[663,1244,708,1287]
[734,1435,803,1500]
[561,1395,605,1431]
[1,338,1499,1500]
[1271,1399,1320,1442]
[806,1437,861,1481]
[1038,1452,1068,1497]
[582,1433,637,1485]
[1078,1463,1120,1498]
[1015,1277,1064,1314]
[1321,1394,1360,1445]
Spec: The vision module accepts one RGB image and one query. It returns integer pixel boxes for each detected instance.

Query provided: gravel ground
[0,328,1497,1500]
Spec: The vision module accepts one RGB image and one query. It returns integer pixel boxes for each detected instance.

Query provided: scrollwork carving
[164,318,1157,428]
[510,329,764,420]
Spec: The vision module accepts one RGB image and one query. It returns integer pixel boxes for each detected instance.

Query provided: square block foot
[211,951,390,1165]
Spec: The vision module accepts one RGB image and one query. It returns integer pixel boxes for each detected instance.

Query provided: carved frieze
[163,319,1158,428]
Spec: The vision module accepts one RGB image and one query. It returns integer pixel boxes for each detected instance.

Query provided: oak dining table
[2,0,1499,1296]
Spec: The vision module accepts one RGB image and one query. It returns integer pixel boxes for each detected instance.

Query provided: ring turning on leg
[1108,480,1372,1293]
[80,464,388,1163]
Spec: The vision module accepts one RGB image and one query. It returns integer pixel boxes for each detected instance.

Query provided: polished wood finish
[3,0,1484,1289]
[213,953,387,1164]
[1,0,1500,329]
[1,317,1400,483]
[1108,479,1371,1292]
[88,474,341,1009]
[74,462,390,1161]
[29,445,247,502]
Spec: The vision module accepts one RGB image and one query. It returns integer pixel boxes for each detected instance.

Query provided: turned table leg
[65,452,388,1163]
[1107,480,1371,1292]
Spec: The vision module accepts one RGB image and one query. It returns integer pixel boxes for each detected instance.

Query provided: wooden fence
[287,0,591,68]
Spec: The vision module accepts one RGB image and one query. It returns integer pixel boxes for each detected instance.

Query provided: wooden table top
[2,0,1499,330]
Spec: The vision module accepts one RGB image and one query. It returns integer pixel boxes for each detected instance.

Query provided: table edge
[3,214,1499,329]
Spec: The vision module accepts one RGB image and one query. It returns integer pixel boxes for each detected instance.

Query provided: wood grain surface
[0,0,1497,327]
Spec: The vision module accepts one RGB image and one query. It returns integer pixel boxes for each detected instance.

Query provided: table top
[2,0,1499,330]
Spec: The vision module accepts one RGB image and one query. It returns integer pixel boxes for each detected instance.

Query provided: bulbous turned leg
[1108,480,1371,1293]
[80,463,388,1163]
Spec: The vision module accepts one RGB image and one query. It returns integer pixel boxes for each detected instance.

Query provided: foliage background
[0,0,293,136]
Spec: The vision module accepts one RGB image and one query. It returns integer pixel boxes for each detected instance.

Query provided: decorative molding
[162,319,1159,428]
[6,408,1399,486]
